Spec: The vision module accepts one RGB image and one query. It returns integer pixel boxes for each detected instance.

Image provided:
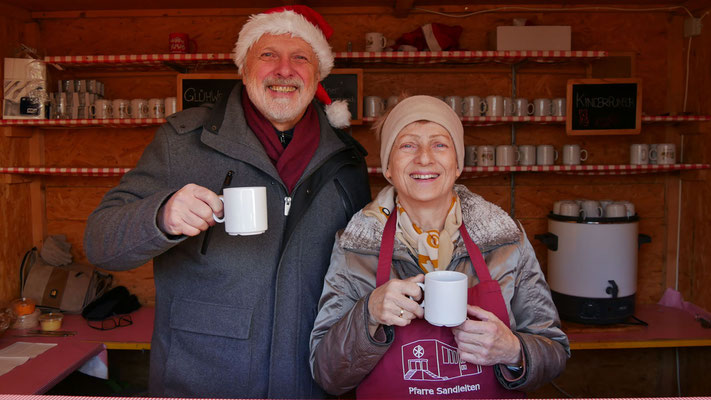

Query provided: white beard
[244,73,317,124]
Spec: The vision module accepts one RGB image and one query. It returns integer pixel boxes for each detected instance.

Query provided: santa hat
[234,6,351,128]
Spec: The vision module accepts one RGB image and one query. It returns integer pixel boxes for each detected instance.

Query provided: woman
[309,95,569,398]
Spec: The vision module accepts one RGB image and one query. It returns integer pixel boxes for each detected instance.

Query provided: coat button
[306,188,311,195]
[211,125,218,131]
[271,181,275,185]
[179,124,186,129]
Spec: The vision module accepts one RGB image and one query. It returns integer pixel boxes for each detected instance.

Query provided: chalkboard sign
[177,73,239,111]
[177,69,362,124]
[566,78,642,135]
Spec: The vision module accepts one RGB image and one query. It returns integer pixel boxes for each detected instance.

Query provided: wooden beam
[28,133,46,248]
[2,126,34,138]
[394,0,414,18]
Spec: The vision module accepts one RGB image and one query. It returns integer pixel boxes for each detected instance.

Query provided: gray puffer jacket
[84,84,371,398]
[310,184,570,395]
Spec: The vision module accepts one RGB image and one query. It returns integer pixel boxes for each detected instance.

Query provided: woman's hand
[367,274,425,330]
[451,305,522,367]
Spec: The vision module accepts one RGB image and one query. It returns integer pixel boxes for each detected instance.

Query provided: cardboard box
[3,58,48,119]
[489,26,571,51]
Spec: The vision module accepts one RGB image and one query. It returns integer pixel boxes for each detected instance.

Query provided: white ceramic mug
[581,200,603,219]
[485,95,504,117]
[604,203,627,218]
[559,201,581,218]
[148,98,165,118]
[477,145,495,166]
[536,144,558,165]
[164,96,177,116]
[503,97,516,117]
[416,270,468,327]
[616,201,636,217]
[562,144,588,165]
[130,99,149,118]
[551,97,566,117]
[513,98,534,117]
[464,145,477,166]
[630,144,649,165]
[533,98,552,117]
[90,99,113,119]
[365,32,387,52]
[495,145,519,166]
[462,96,485,117]
[656,143,676,165]
[649,144,658,164]
[364,96,384,118]
[112,99,130,119]
[518,145,536,166]
[444,96,463,117]
[212,187,268,235]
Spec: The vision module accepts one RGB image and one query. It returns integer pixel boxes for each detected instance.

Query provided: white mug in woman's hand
[416,270,468,327]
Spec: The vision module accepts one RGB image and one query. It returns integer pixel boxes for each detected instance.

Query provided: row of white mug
[51,96,178,119]
[630,143,676,165]
[553,199,635,219]
[464,144,587,166]
[365,95,566,118]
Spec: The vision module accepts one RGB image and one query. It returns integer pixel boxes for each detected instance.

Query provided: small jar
[11,297,36,316]
[39,312,63,331]
[12,308,40,329]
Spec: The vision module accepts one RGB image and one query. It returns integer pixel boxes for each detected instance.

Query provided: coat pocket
[163,297,254,396]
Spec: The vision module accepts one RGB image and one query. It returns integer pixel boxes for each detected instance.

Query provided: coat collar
[339,184,521,255]
[199,83,346,188]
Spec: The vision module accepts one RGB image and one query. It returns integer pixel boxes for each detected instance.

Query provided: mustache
[262,77,304,89]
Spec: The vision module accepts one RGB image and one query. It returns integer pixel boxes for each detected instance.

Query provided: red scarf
[242,89,320,194]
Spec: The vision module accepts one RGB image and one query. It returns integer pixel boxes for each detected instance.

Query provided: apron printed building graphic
[401,339,482,381]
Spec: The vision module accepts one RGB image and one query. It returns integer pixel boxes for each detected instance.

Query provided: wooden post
[28,130,46,248]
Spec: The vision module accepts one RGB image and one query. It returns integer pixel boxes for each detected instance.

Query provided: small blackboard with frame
[177,69,362,125]
[566,78,642,135]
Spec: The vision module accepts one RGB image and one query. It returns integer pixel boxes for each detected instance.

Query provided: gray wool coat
[83,83,371,398]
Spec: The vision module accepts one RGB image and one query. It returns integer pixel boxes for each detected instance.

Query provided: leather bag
[20,247,113,314]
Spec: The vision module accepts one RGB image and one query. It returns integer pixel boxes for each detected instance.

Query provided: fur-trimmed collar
[339,184,521,255]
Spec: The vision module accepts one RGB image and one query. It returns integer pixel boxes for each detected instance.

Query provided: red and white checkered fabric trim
[362,116,565,125]
[334,50,607,63]
[0,118,165,127]
[0,167,130,177]
[367,164,710,176]
[45,53,234,65]
[42,50,606,68]
[642,115,711,122]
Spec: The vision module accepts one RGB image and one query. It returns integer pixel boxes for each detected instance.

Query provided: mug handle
[554,150,559,161]
[649,148,658,161]
[480,101,488,114]
[580,149,588,161]
[414,282,426,306]
[380,36,387,48]
[527,102,535,115]
[212,196,226,223]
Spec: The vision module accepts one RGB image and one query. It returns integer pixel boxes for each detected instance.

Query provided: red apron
[356,212,524,399]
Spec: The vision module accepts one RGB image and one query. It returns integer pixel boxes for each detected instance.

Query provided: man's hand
[157,184,223,236]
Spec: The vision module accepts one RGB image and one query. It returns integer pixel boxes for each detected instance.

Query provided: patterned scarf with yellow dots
[363,186,463,273]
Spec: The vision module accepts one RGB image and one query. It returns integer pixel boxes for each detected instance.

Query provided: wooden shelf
[361,115,711,126]
[42,50,608,71]
[565,304,711,350]
[0,118,165,128]
[368,164,711,176]
[2,164,707,178]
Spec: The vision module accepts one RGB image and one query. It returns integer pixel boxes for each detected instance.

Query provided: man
[83,6,370,398]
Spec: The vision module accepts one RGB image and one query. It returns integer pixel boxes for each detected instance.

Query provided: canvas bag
[20,247,113,314]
